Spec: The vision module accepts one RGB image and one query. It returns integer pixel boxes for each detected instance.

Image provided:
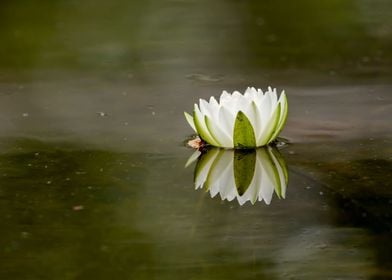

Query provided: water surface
[0,0,391,279]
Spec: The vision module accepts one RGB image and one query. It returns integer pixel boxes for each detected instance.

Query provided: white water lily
[184,87,288,149]
[187,146,288,206]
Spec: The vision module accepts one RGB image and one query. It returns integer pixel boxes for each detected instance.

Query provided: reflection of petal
[256,149,275,204]
[194,148,220,189]
[210,151,236,200]
[188,146,289,205]
[185,150,201,168]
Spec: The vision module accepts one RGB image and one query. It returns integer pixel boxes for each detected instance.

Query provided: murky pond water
[0,0,391,279]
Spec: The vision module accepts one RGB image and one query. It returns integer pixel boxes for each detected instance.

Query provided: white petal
[244,87,257,99]
[249,102,262,142]
[208,96,220,119]
[255,96,272,144]
[249,87,258,100]
[259,103,281,145]
[232,90,242,99]
[220,90,231,103]
[201,98,229,147]
[199,98,212,117]
[218,106,235,147]
[194,104,220,146]
[244,87,252,98]
[269,91,288,141]
[209,96,219,106]
[205,115,232,148]
[234,92,251,114]
[270,89,278,108]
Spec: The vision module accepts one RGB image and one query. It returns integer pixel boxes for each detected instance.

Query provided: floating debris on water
[72,205,84,211]
[97,112,108,117]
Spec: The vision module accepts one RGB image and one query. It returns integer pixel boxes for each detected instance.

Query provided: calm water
[0,0,391,279]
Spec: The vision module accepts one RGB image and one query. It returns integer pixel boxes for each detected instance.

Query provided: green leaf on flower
[233,111,256,148]
[234,150,256,196]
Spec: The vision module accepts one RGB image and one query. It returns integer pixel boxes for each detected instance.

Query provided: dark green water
[0,0,391,279]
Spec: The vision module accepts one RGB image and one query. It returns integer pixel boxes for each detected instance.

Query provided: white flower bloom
[184,87,288,148]
[187,146,288,206]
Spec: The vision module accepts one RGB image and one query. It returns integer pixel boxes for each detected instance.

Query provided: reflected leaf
[234,150,256,195]
[188,146,288,205]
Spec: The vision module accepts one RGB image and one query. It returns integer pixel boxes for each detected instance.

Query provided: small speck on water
[319,191,324,196]
[22,113,29,117]
[97,112,108,117]
[46,181,52,185]
[73,205,84,211]
[152,111,156,116]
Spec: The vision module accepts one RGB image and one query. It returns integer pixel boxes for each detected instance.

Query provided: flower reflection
[187,146,288,205]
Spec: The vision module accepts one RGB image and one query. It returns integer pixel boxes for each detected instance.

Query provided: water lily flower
[184,87,288,149]
[186,146,288,205]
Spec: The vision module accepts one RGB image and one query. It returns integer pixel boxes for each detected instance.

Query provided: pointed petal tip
[184,111,196,132]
